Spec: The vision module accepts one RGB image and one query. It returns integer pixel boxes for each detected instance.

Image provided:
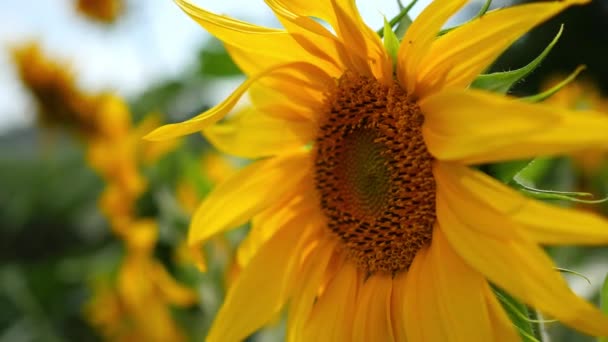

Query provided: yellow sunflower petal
[421,88,608,164]
[187,151,311,251]
[397,0,467,95]
[390,271,408,342]
[203,107,314,159]
[248,81,313,120]
[145,62,331,141]
[266,0,390,81]
[150,262,197,307]
[329,0,391,81]
[403,245,449,341]
[417,0,589,94]
[353,274,394,342]
[265,0,335,24]
[287,238,336,342]
[435,160,608,245]
[262,1,349,75]
[237,193,313,268]
[206,208,319,342]
[302,261,362,342]
[252,68,329,114]
[438,193,608,337]
[175,0,323,76]
[429,228,494,340]
[483,284,520,342]
[404,227,494,341]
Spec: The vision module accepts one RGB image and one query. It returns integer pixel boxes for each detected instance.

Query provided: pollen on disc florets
[313,71,436,275]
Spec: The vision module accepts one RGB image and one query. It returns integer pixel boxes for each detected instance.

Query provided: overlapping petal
[390,271,408,341]
[437,188,608,337]
[404,228,497,341]
[435,162,608,245]
[397,0,467,95]
[145,61,332,141]
[301,261,362,341]
[249,82,319,121]
[483,285,521,342]
[417,0,589,94]
[287,238,337,342]
[352,275,395,342]
[422,88,608,164]
[174,0,332,76]
[206,207,321,342]
[187,152,311,268]
[204,107,314,159]
[403,246,449,341]
[236,192,314,268]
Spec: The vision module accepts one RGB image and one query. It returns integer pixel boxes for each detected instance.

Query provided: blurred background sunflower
[0,0,607,341]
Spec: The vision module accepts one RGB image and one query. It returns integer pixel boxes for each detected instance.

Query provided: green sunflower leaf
[493,287,542,342]
[471,25,563,94]
[488,157,554,185]
[487,159,533,184]
[522,65,586,102]
[600,274,608,342]
[383,18,400,67]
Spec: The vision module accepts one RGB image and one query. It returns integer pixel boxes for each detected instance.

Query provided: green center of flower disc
[314,72,436,274]
[340,129,391,216]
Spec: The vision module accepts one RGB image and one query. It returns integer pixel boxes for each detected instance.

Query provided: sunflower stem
[377,0,419,37]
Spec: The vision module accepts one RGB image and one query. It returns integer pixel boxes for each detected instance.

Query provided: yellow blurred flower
[75,0,123,24]
[175,153,236,271]
[176,153,236,215]
[87,220,197,342]
[85,95,179,231]
[544,77,608,172]
[12,42,94,134]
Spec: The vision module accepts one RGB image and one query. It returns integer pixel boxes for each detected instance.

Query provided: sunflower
[147,0,608,340]
[86,220,197,342]
[11,42,94,134]
[75,0,123,24]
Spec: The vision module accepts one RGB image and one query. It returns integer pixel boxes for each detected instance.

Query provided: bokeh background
[1,0,607,341]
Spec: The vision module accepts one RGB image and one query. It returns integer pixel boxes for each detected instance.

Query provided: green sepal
[600,273,608,342]
[487,159,533,184]
[471,25,563,93]
[555,267,591,285]
[438,0,492,36]
[522,65,586,102]
[514,180,608,204]
[488,157,553,185]
[383,17,400,67]
[394,15,413,39]
[493,287,542,342]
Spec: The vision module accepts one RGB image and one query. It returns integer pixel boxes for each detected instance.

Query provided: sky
[0,0,493,133]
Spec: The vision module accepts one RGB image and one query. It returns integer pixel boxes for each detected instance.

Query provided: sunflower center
[314,72,436,275]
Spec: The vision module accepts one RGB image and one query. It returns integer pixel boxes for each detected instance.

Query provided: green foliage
[522,65,586,102]
[494,287,541,342]
[198,41,242,78]
[472,25,563,94]
[383,18,400,68]
[376,0,417,38]
[598,274,608,342]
